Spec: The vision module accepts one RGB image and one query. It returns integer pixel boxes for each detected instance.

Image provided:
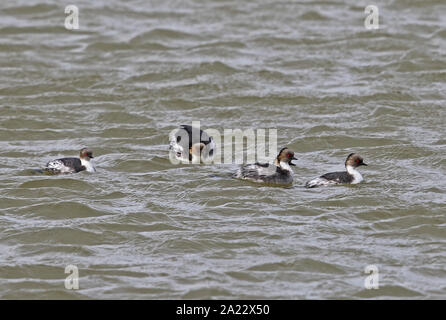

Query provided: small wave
[22,201,109,219]
[129,28,201,43]
[299,11,330,21]
[3,4,58,15]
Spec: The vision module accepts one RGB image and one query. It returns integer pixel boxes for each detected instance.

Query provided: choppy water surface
[0,0,445,299]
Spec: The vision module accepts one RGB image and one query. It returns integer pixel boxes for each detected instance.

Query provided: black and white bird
[305,153,367,188]
[44,148,96,174]
[235,147,297,185]
[169,125,215,163]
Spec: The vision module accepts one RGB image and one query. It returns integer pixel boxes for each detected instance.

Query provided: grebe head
[345,153,367,168]
[80,148,94,160]
[274,147,297,166]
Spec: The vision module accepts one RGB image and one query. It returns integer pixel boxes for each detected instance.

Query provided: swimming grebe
[305,153,367,188]
[44,148,96,174]
[235,147,297,185]
[169,125,215,163]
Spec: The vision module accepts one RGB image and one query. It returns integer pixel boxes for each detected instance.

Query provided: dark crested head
[276,147,298,166]
[177,125,212,147]
[345,153,367,168]
[80,148,94,159]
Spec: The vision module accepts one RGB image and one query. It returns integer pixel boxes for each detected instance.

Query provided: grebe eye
[356,159,360,163]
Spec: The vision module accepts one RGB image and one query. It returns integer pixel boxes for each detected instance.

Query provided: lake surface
[0,0,445,299]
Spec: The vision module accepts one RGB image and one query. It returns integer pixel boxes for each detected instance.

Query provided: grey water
[0,0,445,299]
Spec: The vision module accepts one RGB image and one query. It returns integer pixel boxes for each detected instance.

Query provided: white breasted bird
[305,153,367,188]
[235,147,297,185]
